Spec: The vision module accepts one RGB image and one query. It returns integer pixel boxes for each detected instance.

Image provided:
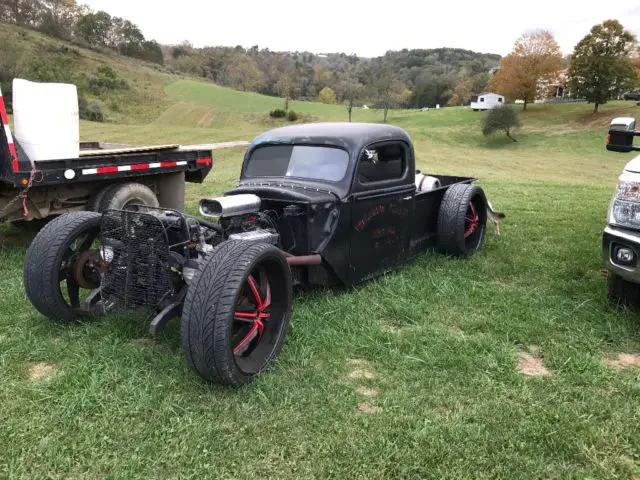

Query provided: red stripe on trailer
[130,163,150,171]
[196,157,213,165]
[8,143,18,172]
[0,88,19,173]
[81,160,188,176]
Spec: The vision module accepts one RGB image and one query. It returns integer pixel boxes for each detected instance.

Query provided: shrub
[481,105,520,142]
[287,110,298,121]
[87,65,128,95]
[269,108,287,118]
[318,87,337,104]
[81,101,104,122]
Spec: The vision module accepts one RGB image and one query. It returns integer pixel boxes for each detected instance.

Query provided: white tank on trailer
[12,78,80,161]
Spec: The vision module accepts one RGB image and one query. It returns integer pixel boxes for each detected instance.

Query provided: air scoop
[199,194,261,218]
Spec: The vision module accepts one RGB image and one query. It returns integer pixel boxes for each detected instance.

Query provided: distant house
[470,92,505,111]
[535,68,570,102]
[488,66,500,75]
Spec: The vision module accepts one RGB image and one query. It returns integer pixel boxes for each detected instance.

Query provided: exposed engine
[98,195,283,314]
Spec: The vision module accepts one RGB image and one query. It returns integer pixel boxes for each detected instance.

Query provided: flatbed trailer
[0,87,247,222]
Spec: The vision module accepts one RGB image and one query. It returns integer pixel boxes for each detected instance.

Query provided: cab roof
[248,122,413,153]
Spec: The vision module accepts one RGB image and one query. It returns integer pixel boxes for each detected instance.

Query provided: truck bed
[410,173,476,254]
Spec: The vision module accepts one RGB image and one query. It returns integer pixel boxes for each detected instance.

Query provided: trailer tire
[24,211,103,323]
[607,273,640,311]
[181,240,293,386]
[437,183,487,257]
[98,182,159,212]
[86,185,110,212]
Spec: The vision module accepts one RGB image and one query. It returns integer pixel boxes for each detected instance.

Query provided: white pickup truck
[602,116,640,308]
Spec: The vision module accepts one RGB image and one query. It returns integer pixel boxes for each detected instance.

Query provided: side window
[498,97,503,102]
[480,97,485,102]
[356,143,406,184]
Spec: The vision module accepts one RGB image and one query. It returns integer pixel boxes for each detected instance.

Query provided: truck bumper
[603,225,640,282]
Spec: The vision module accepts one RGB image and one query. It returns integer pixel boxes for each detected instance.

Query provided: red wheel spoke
[233,319,264,354]
[247,275,263,310]
[234,311,257,319]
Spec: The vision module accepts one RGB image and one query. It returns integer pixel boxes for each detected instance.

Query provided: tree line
[489,20,639,113]
[0,0,163,64]
[164,42,500,113]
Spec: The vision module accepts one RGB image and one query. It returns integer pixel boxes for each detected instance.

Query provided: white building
[470,92,505,111]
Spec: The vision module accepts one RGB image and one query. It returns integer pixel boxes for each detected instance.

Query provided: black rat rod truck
[24,123,491,386]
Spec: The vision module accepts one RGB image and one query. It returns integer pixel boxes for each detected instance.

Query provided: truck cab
[602,117,640,307]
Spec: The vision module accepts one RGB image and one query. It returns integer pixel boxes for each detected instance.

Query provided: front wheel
[23,211,105,323]
[608,273,640,311]
[437,184,487,257]
[181,241,293,386]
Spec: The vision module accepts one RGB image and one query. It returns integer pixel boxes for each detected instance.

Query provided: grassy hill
[3,21,640,479]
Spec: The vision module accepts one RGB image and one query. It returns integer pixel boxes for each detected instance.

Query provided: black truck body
[223,123,478,285]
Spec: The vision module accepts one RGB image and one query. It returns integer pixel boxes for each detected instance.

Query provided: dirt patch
[526,344,540,354]
[603,353,640,370]
[347,358,375,380]
[357,386,379,397]
[357,402,381,413]
[28,362,56,381]
[517,352,552,377]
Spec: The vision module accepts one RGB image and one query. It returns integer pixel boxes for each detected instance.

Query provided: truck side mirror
[607,117,638,153]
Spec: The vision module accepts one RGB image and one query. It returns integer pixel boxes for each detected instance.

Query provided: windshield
[244,145,349,183]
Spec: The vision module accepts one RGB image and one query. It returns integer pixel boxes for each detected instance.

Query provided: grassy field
[1,73,640,479]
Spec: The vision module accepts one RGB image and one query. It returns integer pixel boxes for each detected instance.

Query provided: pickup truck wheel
[98,182,159,212]
[181,240,293,386]
[437,184,487,257]
[23,211,105,323]
[607,273,640,311]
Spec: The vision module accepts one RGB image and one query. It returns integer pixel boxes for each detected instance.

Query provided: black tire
[181,240,293,386]
[86,185,110,212]
[608,273,640,311]
[98,182,159,212]
[437,183,487,257]
[24,211,104,323]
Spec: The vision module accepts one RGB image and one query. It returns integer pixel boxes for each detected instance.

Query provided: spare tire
[181,240,292,386]
[24,211,104,323]
[437,183,487,257]
[98,182,159,212]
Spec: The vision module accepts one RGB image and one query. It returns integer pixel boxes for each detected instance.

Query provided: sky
[82,1,640,57]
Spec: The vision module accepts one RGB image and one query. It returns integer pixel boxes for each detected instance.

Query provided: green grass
[2,69,640,478]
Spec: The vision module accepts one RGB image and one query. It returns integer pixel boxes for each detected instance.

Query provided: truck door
[348,141,414,283]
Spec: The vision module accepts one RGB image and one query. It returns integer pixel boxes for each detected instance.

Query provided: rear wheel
[437,184,487,257]
[23,211,105,323]
[181,241,292,386]
[98,182,159,212]
[608,273,640,311]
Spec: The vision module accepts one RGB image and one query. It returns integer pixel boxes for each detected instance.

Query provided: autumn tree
[568,20,638,113]
[337,69,362,122]
[275,70,300,113]
[222,54,265,92]
[490,30,563,110]
[375,62,410,122]
[448,79,473,106]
